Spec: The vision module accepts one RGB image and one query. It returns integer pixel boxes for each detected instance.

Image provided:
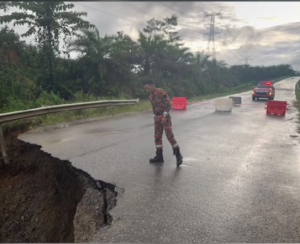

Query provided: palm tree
[0,1,92,92]
[68,27,139,96]
[67,27,113,95]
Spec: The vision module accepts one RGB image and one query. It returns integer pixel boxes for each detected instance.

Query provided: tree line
[0,1,296,112]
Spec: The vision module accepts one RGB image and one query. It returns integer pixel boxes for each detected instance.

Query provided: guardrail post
[0,125,9,164]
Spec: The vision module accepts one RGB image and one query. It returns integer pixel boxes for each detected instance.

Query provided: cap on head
[144,79,155,93]
[144,79,154,86]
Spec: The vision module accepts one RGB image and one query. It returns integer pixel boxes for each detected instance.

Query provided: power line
[224,26,247,59]
[77,2,217,56]
[77,2,243,58]
[79,2,215,53]
[159,2,206,19]
[75,3,252,66]
[220,32,243,62]
[78,3,202,31]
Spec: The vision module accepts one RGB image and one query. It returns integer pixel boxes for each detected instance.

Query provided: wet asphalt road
[20,77,300,243]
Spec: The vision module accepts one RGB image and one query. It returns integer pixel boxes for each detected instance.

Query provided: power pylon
[203,11,222,60]
[240,57,253,65]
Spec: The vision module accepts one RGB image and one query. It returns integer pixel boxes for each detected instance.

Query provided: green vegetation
[0,1,296,133]
[295,79,300,99]
[293,76,300,133]
[294,79,300,133]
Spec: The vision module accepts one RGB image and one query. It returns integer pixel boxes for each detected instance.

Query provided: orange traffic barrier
[172,97,187,110]
[265,100,288,116]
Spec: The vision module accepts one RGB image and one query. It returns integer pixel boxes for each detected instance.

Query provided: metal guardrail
[0,99,139,164]
[0,99,139,123]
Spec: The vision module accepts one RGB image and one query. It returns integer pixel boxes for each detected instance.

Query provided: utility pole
[203,11,222,60]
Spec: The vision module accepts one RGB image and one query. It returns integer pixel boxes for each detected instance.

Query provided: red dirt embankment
[0,132,117,242]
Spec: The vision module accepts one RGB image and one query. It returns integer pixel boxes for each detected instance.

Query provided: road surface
[20,77,300,243]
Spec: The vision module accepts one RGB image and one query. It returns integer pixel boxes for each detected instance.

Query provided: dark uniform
[149,88,183,166]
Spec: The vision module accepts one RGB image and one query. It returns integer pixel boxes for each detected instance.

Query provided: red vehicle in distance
[252,81,275,101]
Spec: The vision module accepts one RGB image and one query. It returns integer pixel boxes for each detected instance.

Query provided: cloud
[215,22,300,69]
[257,16,278,21]
[1,2,299,70]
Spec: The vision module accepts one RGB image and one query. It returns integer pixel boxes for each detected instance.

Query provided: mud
[0,132,117,242]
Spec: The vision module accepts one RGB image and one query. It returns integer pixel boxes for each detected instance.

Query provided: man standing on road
[144,79,183,167]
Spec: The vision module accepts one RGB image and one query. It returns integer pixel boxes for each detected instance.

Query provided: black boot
[149,148,164,163]
[173,146,183,167]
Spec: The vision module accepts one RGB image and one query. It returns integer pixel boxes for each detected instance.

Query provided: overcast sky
[2,1,300,70]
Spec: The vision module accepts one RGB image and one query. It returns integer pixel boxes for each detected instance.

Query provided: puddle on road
[179,164,192,168]
[289,135,299,139]
[183,157,201,162]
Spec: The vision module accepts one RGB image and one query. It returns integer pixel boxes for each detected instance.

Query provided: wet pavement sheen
[20,77,300,242]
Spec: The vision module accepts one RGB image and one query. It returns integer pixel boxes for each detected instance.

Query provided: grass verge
[295,83,300,102]
[1,76,291,134]
[188,76,289,103]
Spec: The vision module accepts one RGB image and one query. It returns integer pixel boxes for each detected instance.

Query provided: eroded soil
[0,132,117,242]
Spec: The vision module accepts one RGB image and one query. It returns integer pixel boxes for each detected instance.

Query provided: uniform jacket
[149,88,171,116]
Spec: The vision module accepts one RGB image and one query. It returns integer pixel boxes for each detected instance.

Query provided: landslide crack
[0,135,118,243]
